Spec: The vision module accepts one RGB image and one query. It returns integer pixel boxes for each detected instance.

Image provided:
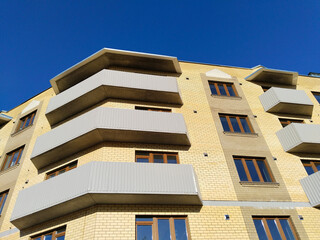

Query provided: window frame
[0,190,9,215]
[45,161,78,180]
[279,118,304,128]
[1,146,24,171]
[302,160,320,175]
[253,216,298,240]
[135,106,172,112]
[234,156,275,183]
[31,226,66,240]
[312,91,320,103]
[219,114,254,133]
[135,151,179,164]
[16,111,36,132]
[262,86,271,92]
[136,216,191,240]
[208,81,239,97]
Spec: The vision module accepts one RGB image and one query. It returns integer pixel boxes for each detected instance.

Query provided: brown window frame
[1,146,24,171]
[135,151,179,164]
[16,111,36,132]
[253,216,298,240]
[45,161,78,180]
[219,114,254,133]
[31,226,66,240]
[208,81,239,97]
[135,106,172,112]
[136,216,191,240]
[234,156,275,183]
[279,118,304,128]
[302,160,320,175]
[0,190,9,215]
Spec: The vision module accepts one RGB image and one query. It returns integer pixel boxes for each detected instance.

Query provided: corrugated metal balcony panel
[11,162,202,229]
[259,87,313,115]
[32,107,190,169]
[46,69,182,126]
[300,171,320,207]
[276,123,320,153]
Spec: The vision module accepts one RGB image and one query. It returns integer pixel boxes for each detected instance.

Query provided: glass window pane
[137,225,152,240]
[153,155,164,163]
[280,219,296,240]
[158,219,171,240]
[0,193,7,214]
[230,117,241,133]
[246,160,260,182]
[253,219,268,240]
[19,119,26,130]
[24,117,31,128]
[266,219,282,240]
[234,159,248,181]
[56,236,65,240]
[314,94,320,103]
[58,169,66,175]
[3,155,13,170]
[240,118,251,133]
[136,217,153,222]
[16,150,23,164]
[44,235,52,240]
[137,158,149,163]
[167,156,177,164]
[227,85,236,96]
[257,160,272,182]
[218,84,227,96]
[209,83,218,95]
[174,219,188,240]
[316,163,320,172]
[304,166,315,175]
[220,116,230,132]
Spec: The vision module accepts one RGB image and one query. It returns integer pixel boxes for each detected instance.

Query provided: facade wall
[0,55,319,239]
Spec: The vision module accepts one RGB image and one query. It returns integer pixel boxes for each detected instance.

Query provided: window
[31,226,66,240]
[262,86,271,92]
[0,190,9,215]
[46,161,77,180]
[302,160,320,175]
[219,114,254,133]
[312,92,320,103]
[279,118,304,128]
[253,217,298,240]
[209,81,238,97]
[136,216,190,240]
[16,111,36,132]
[135,106,172,112]
[234,157,274,182]
[1,146,24,171]
[136,152,179,164]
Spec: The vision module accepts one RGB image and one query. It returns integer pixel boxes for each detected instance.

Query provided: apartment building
[0,48,320,239]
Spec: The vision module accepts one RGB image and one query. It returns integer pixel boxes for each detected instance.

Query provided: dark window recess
[135,106,172,112]
[279,118,304,128]
[46,161,78,180]
[312,92,320,103]
[1,146,24,171]
[0,190,9,215]
[262,86,271,92]
[302,160,320,175]
[219,114,254,133]
[136,152,179,164]
[16,111,36,132]
[31,226,66,240]
[209,81,238,97]
[234,157,274,183]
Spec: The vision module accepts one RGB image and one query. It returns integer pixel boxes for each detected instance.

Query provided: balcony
[50,48,182,94]
[46,69,183,126]
[10,161,202,229]
[31,107,190,169]
[245,67,298,85]
[300,171,320,207]
[276,123,320,153]
[259,87,313,115]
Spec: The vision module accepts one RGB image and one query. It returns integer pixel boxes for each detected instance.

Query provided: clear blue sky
[1,1,319,110]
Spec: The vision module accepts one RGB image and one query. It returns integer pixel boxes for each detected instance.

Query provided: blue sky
[1,1,319,110]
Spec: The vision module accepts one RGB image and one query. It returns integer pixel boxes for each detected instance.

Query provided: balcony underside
[259,87,313,115]
[32,107,190,169]
[46,69,183,126]
[11,162,202,229]
[246,67,298,85]
[276,123,320,153]
[50,48,182,94]
[300,171,320,207]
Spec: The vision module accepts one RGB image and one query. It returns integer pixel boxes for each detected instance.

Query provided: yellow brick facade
[0,51,319,239]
